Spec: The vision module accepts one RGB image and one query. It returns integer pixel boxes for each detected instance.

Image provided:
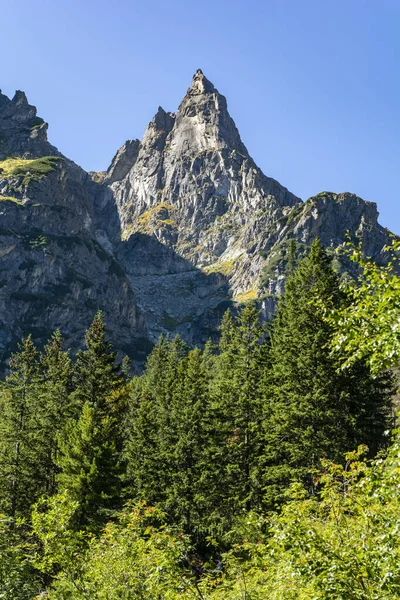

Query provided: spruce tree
[36,330,73,496]
[212,304,268,523]
[124,335,187,506]
[72,311,123,413]
[57,313,125,529]
[167,347,213,541]
[57,402,121,530]
[263,239,392,505]
[0,337,41,518]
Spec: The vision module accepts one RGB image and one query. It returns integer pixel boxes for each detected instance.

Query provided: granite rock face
[0,71,396,364]
[258,192,394,303]
[0,90,147,368]
[98,71,299,340]
[98,70,396,342]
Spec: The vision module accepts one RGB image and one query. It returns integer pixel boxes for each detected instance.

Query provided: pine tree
[263,239,392,505]
[0,337,41,518]
[212,304,268,523]
[57,313,125,529]
[167,347,213,541]
[124,335,187,506]
[57,402,121,530]
[73,311,123,413]
[36,330,73,496]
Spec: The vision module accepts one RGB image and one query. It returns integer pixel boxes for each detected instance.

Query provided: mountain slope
[0,89,147,367]
[96,70,395,341]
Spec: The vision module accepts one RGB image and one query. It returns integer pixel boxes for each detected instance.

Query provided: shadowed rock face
[0,89,59,159]
[0,71,397,365]
[0,90,147,370]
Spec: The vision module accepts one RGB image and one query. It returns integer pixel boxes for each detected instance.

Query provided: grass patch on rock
[0,156,61,186]
[203,258,236,276]
[234,289,258,303]
[136,202,177,233]
[0,194,22,204]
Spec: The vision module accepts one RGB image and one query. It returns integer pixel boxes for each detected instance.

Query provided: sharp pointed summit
[188,69,217,95]
[12,90,29,106]
[168,69,247,155]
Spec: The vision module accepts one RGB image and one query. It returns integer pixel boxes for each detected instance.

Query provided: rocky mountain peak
[0,90,8,110]
[166,69,248,156]
[12,90,29,107]
[1,90,37,126]
[94,71,397,346]
[0,86,148,372]
[141,106,175,151]
[0,89,56,159]
[153,106,176,128]
[188,69,217,95]
[103,139,140,186]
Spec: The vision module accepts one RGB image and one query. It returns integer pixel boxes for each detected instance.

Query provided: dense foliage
[0,239,398,599]
[328,239,400,374]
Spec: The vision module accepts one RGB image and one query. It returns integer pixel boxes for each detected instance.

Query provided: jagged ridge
[96,70,395,342]
[0,71,396,364]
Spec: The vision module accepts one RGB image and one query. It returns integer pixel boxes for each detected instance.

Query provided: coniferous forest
[1,239,400,599]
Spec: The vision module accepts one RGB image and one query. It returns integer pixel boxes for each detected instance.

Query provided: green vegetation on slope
[123,201,177,238]
[0,156,61,186]
[0,193,22,204]
[0,240,399,598]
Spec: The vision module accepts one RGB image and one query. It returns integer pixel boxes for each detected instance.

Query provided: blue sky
[2,0,400,232]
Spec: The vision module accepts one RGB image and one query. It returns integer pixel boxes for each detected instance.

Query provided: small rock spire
[12,90,29,106]
[190,69,216,94]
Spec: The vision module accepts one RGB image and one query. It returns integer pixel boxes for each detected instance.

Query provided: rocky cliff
[0,89,148,367]
[0,72,396,365]
[96,70,395,342]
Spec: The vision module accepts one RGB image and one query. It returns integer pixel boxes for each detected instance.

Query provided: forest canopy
[0,239,399,600]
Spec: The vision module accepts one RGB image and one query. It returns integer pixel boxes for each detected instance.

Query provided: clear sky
[2,0,399,233]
